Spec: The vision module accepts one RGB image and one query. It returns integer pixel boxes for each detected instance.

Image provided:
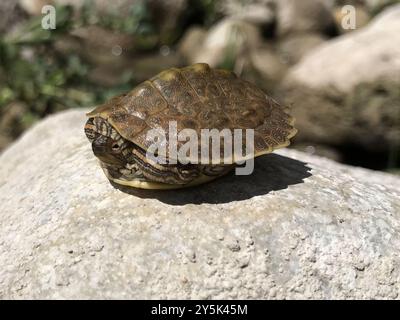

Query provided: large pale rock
[0,109,399,299]
[281,4,400,151]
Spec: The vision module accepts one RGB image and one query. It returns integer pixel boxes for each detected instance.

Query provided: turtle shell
[86,63,297,164]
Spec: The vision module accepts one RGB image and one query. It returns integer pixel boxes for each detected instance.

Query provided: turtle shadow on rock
[111,153,312,205]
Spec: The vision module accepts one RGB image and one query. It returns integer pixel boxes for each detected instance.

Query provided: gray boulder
[182,18,262,69]
[0,109,399,299]
[277,33,327,65]
[281,4,400,151]
[276,0,336,36]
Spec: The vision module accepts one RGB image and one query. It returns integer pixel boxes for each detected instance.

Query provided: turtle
[84,63,297,190]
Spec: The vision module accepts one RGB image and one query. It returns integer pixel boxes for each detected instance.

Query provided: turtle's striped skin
[84,63,297,189]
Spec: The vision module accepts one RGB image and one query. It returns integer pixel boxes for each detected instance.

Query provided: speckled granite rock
[0,109,399,299]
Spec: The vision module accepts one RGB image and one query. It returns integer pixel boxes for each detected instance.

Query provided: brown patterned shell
[86,63,297,163]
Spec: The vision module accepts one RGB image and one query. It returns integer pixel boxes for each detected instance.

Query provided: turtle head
[84,117,129,167]
[84,116,202,187]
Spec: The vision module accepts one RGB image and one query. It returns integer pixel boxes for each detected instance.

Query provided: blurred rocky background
[0,0,399,172]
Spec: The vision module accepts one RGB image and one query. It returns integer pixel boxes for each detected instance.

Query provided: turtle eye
[111,142,120,151]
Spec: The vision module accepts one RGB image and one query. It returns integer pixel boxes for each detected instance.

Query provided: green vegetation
[0,1,220,146]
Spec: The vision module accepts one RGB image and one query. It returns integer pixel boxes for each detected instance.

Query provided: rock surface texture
[0,109,399,299]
